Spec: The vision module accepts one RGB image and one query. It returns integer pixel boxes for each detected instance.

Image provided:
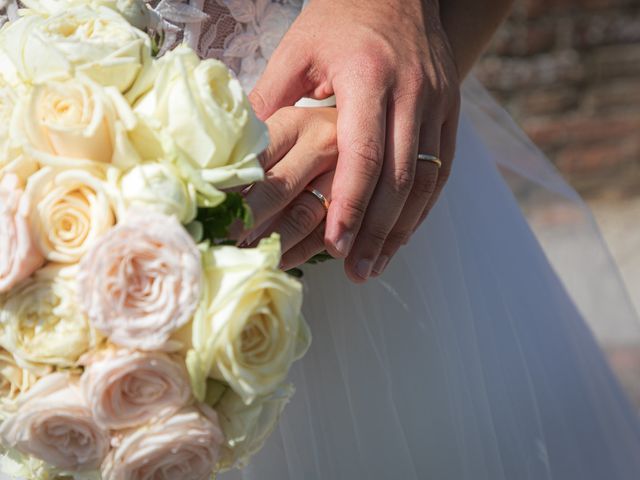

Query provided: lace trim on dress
[151,0,302,91]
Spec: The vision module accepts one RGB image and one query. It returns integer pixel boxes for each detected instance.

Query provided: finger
[249,39,313,120]
[258,108,302,172]
[412,116,458,234]
[242,141,332,241]
[324,81,388,259]
[246,172,333,253]
[343,95,422,282]
[371,148,440,277]
[280,223,327,271]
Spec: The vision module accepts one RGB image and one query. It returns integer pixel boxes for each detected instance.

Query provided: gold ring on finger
[304,186,330,213]
[417,154,442,168]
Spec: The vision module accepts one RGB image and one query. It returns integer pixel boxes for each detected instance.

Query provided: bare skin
[244,0,515,280]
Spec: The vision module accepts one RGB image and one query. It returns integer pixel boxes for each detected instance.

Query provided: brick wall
[475,0,640,198]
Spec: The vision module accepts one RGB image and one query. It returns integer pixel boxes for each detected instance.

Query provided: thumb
[249,40,313,121]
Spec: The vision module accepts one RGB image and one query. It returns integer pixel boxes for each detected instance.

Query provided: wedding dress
[1,1,639,479]
[168,3,640,479]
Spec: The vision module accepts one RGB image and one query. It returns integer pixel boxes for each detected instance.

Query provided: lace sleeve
[0,0,18,27]
[153,0,302,91]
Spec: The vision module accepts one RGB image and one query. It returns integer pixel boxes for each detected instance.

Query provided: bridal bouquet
[0,1,310,479]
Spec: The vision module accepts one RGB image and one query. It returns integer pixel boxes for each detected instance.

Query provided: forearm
[437,0,514,78]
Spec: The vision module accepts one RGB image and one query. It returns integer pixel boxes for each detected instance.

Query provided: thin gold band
[305,186,330,212]
[417,154,442,168]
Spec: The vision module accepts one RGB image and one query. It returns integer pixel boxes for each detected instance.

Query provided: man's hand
[250,0,460,282]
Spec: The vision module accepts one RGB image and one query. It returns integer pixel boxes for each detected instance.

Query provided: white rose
[117,162,197,224]
[217,385,294,470]
[134,45,268,190]
[186,236,310,404]
[81,348,192,430]
[16,75,140,169]
[0,373,109,472]
[77,210,202,351]
[20,0,151,30]
[0,266,95,371]
[0,76,20,169]
[102,405,224,480]
[25,167,116,263]
[0,348,38,415]
[0,6,153,94]
[0,173,45,293]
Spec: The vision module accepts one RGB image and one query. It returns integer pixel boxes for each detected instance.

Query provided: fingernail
[333,232,354,257]
[372,256,389,276]
[355,258,374,280]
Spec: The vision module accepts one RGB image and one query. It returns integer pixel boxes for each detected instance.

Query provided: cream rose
[217,385,294,470]
[102,405,224,480]
[78,210,202,351]
[0,76,21,169]
[0,265,94,371]
[25,167,116,264]
[16,75,140,168]
[0,373,109,471]
[81,348,192,430]
[0,6,153,94]
[20,0,151,30]
[134,45,268,190]
[0,174,45,293]
[117,162,197,224]
[186,236,310,403]
[0,348,38,414]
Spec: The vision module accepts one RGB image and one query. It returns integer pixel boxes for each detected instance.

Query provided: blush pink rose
[77,210,202,350]
[81,348,192,430]
[0,372,109,471]
[102,405,224,480]
[0,174,44,293]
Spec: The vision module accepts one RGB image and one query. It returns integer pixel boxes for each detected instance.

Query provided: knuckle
[362,222,389,246]
[288,199,323,234]
[385,229,411,250]
[262,173,296,206]
[413,169,438,196]
[337,197,368,227]
[347,137,384,171]
[248,89,268,118]
[391,166,415,196]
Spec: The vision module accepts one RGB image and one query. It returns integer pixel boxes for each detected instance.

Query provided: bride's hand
[249,0,460,281]
[239,107,338,271]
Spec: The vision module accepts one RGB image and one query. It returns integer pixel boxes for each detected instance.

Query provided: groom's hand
[250,0,460,282]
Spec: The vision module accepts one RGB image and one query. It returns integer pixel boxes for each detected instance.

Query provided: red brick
[585,79,640,112]
[524,114,640,149]
[555,138,639,175]
[487,22,557,56]
[588,43,640,79]
[475,51,585,91]
[514,87,580,116]
[572,13,640,49]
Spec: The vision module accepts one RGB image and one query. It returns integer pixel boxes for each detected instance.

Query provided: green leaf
[197,193,252,242]
[306,251,334,265]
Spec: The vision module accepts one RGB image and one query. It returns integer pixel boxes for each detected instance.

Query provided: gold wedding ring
[417,154,442,168]
[304,186,330,212]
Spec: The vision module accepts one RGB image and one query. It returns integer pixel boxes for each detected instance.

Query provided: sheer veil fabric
[0,1,639,479]
[219,93,640,480]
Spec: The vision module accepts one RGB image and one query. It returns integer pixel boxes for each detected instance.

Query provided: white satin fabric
[220,85,640,479]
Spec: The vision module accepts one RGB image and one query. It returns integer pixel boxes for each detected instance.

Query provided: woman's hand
[239,107,338,271]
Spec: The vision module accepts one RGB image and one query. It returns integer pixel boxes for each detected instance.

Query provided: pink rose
[0,174,44,293]
[0,373,109,471]
[102,405,224,480]
[81,349,191,430]
[78,210,202,350]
